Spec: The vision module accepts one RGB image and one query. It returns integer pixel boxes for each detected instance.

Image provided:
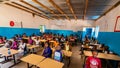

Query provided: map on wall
[114,16,120,32]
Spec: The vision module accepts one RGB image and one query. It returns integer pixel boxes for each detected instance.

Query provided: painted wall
[0,27,40,39]
[95,5,120,32]
[95,5,120,55]
[0,3,94,38]
[0,4,49,28]
[0,4,94,30]
[48,19,94,31]
[0,4,49,38]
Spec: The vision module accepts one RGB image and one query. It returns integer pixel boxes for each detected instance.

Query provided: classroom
[0,0,120,68]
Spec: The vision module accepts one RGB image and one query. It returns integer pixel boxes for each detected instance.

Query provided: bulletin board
[114,16,120,32]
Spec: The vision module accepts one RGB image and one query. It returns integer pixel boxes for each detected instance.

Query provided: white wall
[0,4,49,28]
[95,5,120,32]
[0,3,94,31]
[48,19,94,31]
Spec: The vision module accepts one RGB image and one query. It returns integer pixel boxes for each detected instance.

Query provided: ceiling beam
[20,0,50,18]
[48,0,70,20]
[11,2,51,19]
[95,1,120,21]
[32,0,60,19]
[66,0,77,20]
[5,3,49,19]
[83,0,88,20]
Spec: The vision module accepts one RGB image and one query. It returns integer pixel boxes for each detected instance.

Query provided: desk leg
[27,63,34,68]
[27,63,30,68]
[32,48,36,54]
[9,55,21,68]
[13,54,16,64]
[4,56,7,61]
[67,57,71,67]
[83,56,87,68]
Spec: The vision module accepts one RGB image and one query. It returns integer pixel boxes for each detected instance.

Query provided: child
[54,40,59,47]
[34,37,40,46]
[0,37,3,44]
[54,45,63,62]
[42,42,52,58]
[3,37,7,43]
[85,50,101,68]
[11,37,18,50]
[28,36,33,45]
[4,40,12,48]
[16,39,26,60]
[64,41,72,51]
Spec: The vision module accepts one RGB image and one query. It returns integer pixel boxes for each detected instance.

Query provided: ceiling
[1,0,120,20]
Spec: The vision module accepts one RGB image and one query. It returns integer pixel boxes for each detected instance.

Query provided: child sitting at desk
[3,37,7,43]
[64,41,72,51]
[34,37,40,46]
[4,40,12,48]
[85,50,101,68]
[0,37,3,44]
[28,36,33,45]
[16,39,26,60]
[42,42,52,58]
[11,37,18,50]
[54,45,63,62]
[54,40,59,47]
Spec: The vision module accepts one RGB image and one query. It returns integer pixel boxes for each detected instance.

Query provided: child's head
[29,36,32,39]
[92,50,98,58]
[3,37,7,40]
[21,39,24,43]
[44,42,49,48]
[36,37,39,40]
[0,37,3,40]
[56,45,61,50]
[12,37,16,41]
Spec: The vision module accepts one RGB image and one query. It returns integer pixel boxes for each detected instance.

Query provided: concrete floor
[0,44,84,68]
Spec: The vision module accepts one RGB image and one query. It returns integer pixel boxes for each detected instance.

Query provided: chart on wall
[40,25,45,33]
[114,16,120,32]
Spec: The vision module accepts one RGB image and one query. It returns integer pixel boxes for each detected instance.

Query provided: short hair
[45,41,50,47]
[92,50,98,53]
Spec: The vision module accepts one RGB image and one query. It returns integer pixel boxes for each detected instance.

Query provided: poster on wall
[9,21,22,28]
[40,25,45,33]
[114,16,120,32]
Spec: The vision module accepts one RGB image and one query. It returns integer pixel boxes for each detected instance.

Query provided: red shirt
[85,56,101,68]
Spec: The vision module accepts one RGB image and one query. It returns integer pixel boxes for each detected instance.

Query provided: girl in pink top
[11,37,18,50]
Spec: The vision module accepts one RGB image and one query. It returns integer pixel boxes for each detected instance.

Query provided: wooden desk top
[37,58,64,68]
[62,50,72,57]
[21,54,45,65]
[27,45,39,49]
[51,48,72,57]
[0,43,4,47]
[40,40,47,42]
[49,41,55,43]
[90,43,100,46]
[0,48,18,56]
[22,37,29,40]
[84,51,120,61]
[82,45,104,51]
